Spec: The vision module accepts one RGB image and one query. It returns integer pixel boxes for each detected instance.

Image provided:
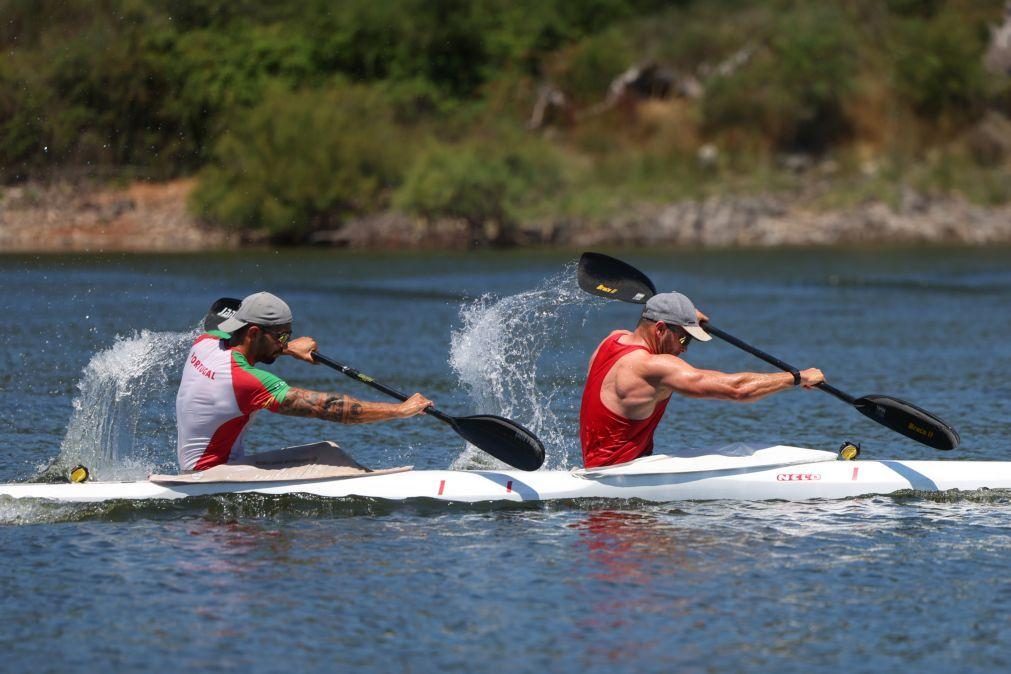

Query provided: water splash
[49,329,195,480]
[449,264,594,470]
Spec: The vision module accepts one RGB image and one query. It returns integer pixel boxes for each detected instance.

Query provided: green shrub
[305,0,493,99]
[889,11,989,121]
[0,63,48,181]
[191,85,408,242]
[702,5,857,153]
[47,25,187,172]
[885,0,944,18]
[394,134,565,245]
[552,28,637,104]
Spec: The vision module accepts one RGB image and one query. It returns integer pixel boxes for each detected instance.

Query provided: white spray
[53,329,195,480]
[449,265,595,470]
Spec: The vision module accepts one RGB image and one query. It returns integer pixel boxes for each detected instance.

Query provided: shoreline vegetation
[3,178,1011,253]
[2,1,1011,252]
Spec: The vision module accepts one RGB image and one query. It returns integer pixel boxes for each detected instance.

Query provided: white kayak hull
[3,446,1011,504]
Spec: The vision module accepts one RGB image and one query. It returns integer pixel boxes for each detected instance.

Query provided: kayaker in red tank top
[579,292,826,468]
[580,334,672,467]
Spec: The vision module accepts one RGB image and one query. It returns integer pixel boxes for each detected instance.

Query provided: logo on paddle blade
[595,283,619,294]
[906,421,934,439]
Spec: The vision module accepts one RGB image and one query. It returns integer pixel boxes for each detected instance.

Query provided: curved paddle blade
[313,352,546,471]
[204,297,242,332]
[578,252,656,304]
[854,395,960,450]
[452,414,545,471]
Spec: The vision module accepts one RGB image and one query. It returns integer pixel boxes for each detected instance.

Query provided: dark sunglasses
[662,323,691,347]
[257,326,292,344]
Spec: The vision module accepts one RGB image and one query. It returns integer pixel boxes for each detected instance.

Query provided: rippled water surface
[1,248,1010,673]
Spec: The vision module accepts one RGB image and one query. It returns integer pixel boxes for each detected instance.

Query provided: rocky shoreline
[0,179,237,253]
[2,179,1010,253]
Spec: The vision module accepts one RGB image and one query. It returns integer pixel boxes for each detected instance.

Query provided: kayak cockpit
[574,445,838,479]
[148,441,410,485]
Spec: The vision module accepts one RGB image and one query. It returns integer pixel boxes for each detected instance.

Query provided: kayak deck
[2,445,1011,504]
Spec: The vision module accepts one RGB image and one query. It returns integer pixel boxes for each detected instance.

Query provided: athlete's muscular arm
[278,388,432,423]
[653,357,824,402]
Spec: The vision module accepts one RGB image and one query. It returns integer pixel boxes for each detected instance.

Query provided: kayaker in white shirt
[176,291,432,470]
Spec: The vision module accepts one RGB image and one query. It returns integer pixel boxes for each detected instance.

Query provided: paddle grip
[312,352,454,425]
[704,324,856,405]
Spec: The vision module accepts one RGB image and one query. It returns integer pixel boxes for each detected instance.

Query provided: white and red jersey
[176,332,290,470]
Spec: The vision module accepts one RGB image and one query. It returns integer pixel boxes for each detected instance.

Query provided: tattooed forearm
[318,393,366,423]
[281,390,386,422]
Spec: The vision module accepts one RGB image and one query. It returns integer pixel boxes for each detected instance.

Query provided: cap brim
[685,325,712,341]
[217,316,248,334]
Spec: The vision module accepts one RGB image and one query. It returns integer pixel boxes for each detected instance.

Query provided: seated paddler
[176,291,432,471]
[579,291,825,468]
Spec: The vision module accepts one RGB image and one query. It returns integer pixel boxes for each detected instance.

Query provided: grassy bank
[2,0,1010,245]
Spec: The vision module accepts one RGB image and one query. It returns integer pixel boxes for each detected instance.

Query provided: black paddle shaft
[312,352,456,425]
[700,324,957,450]
[702,324,856,404]
[312,351,546,470]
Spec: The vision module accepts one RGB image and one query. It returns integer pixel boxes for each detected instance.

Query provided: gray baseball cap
[218,292,293,333]
[641,292,711,341]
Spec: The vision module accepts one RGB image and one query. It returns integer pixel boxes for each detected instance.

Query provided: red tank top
[580,334,670,468]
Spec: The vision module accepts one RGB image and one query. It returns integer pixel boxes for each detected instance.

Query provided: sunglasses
[662,323,692,347]
[257,326,292,344]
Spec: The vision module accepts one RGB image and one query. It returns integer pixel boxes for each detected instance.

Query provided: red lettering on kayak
[189,354,216,380]
[506,480,513,494]
[851,467,859,481]
[776,473,822,481]
[438,479,446,496]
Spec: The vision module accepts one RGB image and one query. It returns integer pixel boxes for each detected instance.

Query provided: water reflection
[150,518,300,640]
[563,509,724,665]
[571,509,701,583]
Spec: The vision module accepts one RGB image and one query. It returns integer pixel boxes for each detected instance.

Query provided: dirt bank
[0,179,237,253]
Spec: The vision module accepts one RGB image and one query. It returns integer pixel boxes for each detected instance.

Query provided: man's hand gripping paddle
[205,298,545,471]
[576,252,960,451]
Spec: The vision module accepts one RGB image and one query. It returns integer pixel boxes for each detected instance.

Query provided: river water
[1,248,1009,673]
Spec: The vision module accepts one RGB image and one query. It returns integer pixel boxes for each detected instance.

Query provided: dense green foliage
[2,0,1009,241]
[702,5,859,152]
[395,133,565,244]
[190,85,406,241]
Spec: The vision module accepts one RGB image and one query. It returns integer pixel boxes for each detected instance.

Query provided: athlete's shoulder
[639,351,692,377]
[228,351,289,410]
[601,329,632,345]
[194,330,229,345]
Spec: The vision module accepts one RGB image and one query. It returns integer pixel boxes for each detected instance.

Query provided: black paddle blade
[854,395,960,450]
[204,297,242,332]
[578,252,657,304]
[452,414,545,471]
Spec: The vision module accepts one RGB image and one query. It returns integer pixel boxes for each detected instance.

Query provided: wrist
[789,370,801,386]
